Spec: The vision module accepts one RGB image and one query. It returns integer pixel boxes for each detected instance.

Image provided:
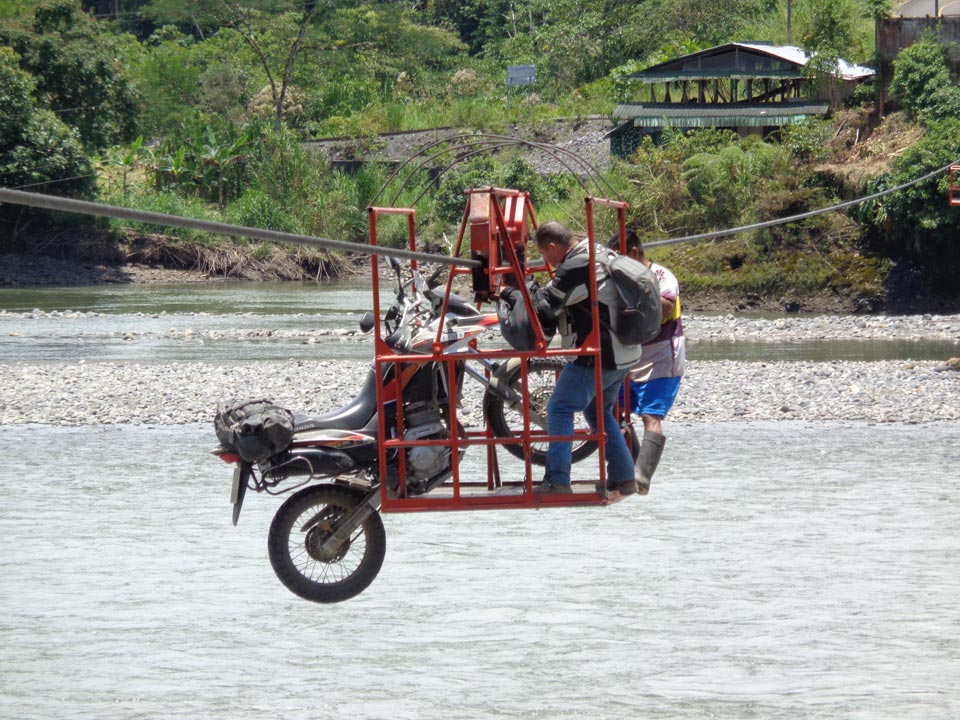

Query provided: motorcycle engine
[391,403,452,495]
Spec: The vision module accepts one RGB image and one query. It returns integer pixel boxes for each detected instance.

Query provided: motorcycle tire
[268,484,386,604]
[483,357,598,466]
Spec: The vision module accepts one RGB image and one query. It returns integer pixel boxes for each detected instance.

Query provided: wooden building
[610,42,874,156]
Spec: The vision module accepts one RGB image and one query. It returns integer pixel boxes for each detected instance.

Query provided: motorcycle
[212,258,599,603]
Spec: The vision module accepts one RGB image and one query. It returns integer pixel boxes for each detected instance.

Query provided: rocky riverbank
[0,253,220,287]
[1,357,958,427]
[2,307,958,427]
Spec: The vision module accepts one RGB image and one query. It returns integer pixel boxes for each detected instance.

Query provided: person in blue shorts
[609,230,685,494]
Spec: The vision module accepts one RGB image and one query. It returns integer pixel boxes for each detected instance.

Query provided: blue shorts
[620,376,682,418]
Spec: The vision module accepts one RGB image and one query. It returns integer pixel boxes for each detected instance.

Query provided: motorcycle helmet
[497,283,555,351]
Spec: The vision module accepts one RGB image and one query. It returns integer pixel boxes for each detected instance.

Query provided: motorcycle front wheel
[268,484,386,604]
[484,357,598,466]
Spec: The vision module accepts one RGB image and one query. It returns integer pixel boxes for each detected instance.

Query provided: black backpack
[597,250,662,346]
[214,398,295,463]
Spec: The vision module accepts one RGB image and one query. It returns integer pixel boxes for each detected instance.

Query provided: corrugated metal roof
[639,69,803,81]
[615,102,829,118]
[612,102,829,127]
[631,114,816,128]
[629,43,874,82]
[736,43,874,80]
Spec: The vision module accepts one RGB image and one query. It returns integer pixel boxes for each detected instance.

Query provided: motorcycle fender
[487,358,548,430]
[315,487,381,557]
[487,357,524,404]
[231,462,252,527]
[287,447,359,477]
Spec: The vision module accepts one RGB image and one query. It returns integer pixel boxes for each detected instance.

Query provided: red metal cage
[367,188,635,513]
[950,165,960,207]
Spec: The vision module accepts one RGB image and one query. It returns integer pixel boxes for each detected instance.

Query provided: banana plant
[152,146,194,193]
[100,135,144,199]
[196,125,251,209]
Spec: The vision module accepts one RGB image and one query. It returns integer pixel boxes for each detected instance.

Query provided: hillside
[815,110,925,189]
[308,117,616,177]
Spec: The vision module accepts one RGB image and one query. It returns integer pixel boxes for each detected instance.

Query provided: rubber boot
[635,430,666,495]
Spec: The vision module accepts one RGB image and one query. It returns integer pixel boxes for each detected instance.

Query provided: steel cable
[0,187,480,268]
[371,132,615,206]
[644,159,959,249]
[1,157,956,265]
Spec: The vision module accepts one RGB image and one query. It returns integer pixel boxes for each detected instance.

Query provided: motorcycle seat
[293,365,379,432]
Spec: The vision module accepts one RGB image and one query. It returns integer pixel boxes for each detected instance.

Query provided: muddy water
[1,421,958,719]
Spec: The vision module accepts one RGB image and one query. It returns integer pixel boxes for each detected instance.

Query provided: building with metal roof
[610,42,874,156]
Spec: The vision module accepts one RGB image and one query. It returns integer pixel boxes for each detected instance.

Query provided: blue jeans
[544,363,634,487]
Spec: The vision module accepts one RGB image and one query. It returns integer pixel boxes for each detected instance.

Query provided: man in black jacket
[527,221,641,496]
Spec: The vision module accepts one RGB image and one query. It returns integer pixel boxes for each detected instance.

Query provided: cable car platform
[381,480,631,513]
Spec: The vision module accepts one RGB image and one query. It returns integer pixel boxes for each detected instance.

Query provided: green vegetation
[0,0,958,306]
[862,33,960,293]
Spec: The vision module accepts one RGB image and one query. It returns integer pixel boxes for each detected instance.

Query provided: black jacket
[531,240,642,370]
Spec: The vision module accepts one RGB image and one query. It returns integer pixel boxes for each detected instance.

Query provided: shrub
[435,156,498,222]
[225,190,302,234]
[501,157,550,208]
[889,32,960,124]
[106,190,214,242]
[778,118,833,161]
[862,116,960,291]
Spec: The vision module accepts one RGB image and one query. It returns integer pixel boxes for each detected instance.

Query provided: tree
[133,26,204,135]
[323,4,466,83]
[863,117,960,292]
[79,0,155,36]
[889,32,960,123]
[144,0,338,128]
[801,0,858,104]
[0,46,95,246]
[652,0,768,49]
[0,0,140,150]
[425,0,513,56]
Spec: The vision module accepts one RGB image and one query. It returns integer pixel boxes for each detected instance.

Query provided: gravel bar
[1,358,958,426]
[1,313,958,426]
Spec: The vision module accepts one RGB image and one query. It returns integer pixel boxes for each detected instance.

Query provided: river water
[1,421,958,719]
[0,280,390,364]
[2,282,958,718]
[1,281,957,364]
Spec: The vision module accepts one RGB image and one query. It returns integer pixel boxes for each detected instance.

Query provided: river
[1,421,957,719]
[1,281,957,364]
[1,281,958,718]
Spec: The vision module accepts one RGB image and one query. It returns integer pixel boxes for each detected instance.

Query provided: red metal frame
[951,166,960,207]
[368,190,632,513]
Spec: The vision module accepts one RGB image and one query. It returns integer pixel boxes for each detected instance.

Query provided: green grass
[655,237,888,299]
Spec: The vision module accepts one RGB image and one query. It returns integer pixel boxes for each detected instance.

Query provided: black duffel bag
[214,398,295,463]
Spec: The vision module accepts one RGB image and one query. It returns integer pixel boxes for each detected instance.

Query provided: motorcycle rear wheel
[484,357,598,466]
[268,484,386,604]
